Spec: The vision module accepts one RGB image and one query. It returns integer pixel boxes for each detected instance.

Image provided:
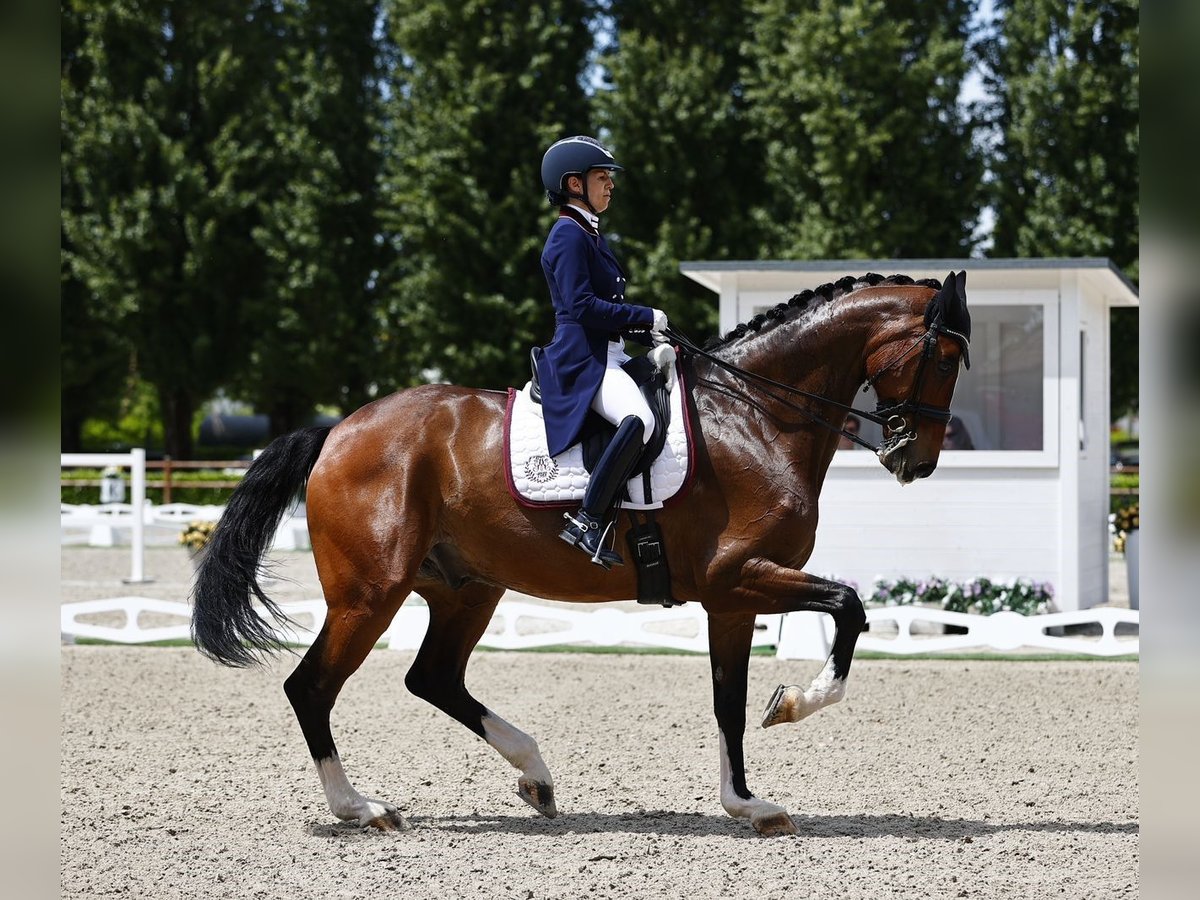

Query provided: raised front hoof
[751,810,798,837]
[517,777,558,818]
[362,807,411,832]
[761,684,803,728]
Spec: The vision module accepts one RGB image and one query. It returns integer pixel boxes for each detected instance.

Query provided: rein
[663,323,967,458]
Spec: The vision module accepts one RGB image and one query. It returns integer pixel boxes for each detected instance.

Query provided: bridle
[663,320,971,459]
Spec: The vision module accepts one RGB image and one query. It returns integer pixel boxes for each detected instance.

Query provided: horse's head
[866,271,971,484]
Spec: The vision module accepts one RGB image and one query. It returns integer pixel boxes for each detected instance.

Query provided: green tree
[979,0,1139,417]
[61,0,284,457]
[595,1,766,336]
[744,0,982,258]
[380,0,597,390]
[237,0,390,435]
[61,3,130,451]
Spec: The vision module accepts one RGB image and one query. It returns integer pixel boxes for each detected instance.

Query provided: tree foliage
[379,0,597,390]
[62,0,392,451]
[744,0,982,259]
[61,0,286,456]
[61,5,131,451]
[236,0,389,434]
[979,0,1139,415]
[61,0,1140,447]
[596,1,765,336]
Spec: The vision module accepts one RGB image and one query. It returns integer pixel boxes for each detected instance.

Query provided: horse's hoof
[363,807,411,832]
[761,684,800,728]
[751,810,797,837]
[517,777,558,818]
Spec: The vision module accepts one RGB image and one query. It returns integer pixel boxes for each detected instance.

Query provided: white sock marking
[316,755,393,824]
[804,660,846,709]
[718,731,788,823]
[482,712,552,784]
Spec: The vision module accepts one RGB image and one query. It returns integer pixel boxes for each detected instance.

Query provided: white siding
[1077,272,1114,607]
[806,467,1060,597]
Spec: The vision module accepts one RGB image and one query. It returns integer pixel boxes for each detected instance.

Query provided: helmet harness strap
[563,171,598,215]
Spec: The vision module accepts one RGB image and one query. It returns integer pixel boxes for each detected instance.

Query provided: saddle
[525,347,684,607]
[529,347,672,495]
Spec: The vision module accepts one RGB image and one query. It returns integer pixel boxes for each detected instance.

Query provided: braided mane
[703,273,943,351]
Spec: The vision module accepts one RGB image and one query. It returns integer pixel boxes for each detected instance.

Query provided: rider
[538,135,671,568]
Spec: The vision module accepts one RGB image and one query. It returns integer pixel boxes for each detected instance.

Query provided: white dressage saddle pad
[504,377,695,511]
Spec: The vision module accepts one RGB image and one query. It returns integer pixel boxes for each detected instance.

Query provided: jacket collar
[559,205,600,235]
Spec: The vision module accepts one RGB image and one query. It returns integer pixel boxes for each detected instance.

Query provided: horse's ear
[950,270,971,342]
[924,273,954,328]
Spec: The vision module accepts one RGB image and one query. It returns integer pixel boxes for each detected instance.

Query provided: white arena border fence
[61,450,308,581]
[61,450,150,583]
[61,598,1138,658]
[60,450,1136,658]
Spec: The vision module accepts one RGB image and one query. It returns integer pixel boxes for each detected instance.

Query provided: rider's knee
[637,411,654,445]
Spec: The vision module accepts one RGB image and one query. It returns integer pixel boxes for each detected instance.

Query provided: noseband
[663,322,970,459]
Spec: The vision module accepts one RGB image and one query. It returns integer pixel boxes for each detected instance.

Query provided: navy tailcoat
[539,209,654,457]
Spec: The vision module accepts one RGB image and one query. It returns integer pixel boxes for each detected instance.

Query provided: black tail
[191,426,332,667]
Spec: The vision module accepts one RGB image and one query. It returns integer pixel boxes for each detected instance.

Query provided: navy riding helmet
[541,136,624,209]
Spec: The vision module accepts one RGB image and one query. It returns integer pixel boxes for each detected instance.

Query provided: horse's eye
[937,358,957,375]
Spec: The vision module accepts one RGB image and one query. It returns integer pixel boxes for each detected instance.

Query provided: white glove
[649,343,677,391]
[651,308,669,333]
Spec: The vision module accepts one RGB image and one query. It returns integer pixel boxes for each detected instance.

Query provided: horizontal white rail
[778,605,1139,658]
[60,502,307,550]
[62,453,140,468]
[62,598,1136,658]
[60,597,780,653]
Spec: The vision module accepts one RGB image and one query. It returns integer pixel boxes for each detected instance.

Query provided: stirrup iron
[589,517,618,566]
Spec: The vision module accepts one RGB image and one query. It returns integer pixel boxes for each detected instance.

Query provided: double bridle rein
[663,321,970,459]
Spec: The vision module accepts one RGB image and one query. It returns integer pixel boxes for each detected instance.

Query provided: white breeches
[591,343,654,444]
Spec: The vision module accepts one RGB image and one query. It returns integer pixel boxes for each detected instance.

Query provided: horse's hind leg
[406,583,558,819]
[284,582,412,831]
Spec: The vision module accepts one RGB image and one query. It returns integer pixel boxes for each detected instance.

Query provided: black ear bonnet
[924,270,971,368]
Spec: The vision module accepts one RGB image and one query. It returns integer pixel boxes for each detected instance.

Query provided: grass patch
[72,637,197,648]
[853,650,1137,662]
[477,643,715,656]
[67,638,1135,662]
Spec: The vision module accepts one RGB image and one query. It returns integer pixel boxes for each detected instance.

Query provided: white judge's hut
[678,258,1139,611]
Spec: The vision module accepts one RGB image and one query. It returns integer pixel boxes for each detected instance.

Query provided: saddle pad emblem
[523,455,559,484]
[504,375,695,511]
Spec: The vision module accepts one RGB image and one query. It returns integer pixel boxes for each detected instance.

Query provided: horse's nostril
[913,461,936,479]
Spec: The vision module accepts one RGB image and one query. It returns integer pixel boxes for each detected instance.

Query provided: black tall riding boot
[560,415,646,568]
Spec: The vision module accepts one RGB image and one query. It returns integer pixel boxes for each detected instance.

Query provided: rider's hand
[649,343,677,391]
[651,309,669,334]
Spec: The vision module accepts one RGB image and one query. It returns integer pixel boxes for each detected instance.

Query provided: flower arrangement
[179,520,217,553]
[1110,503,1139,554]
[865,575,1053,616]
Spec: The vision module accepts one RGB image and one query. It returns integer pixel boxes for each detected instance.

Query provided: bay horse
[192,271,971,837]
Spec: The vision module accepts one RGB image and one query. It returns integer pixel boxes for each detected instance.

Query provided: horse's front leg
[707,613,797,837]
[731,560,866,728]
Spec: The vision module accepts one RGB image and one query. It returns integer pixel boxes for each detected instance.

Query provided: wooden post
[163,456,173,504]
